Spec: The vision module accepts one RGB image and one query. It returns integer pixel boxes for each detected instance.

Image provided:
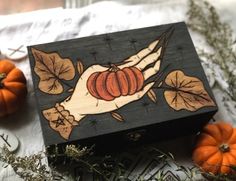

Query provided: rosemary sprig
[187,0,236,101]
[1,143,236,181]
[0,146,64,181]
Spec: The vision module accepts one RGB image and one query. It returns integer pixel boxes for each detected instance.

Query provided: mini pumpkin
[0,60,27,117]
[87,64,144,101]
[193,121,236,175]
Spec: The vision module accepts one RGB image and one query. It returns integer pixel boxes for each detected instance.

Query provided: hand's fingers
[119,55,141,69]
[135,47,162,70]
[113,82,155,108]
[125,39,159,62]
[118,39,159,69]
[143,60,160,80]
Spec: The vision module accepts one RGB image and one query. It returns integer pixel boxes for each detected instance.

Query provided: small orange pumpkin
[87,64,144,101]
[193,121,236,175]
[0,60,27,117]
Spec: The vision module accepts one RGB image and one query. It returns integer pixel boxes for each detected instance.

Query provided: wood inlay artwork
[87,65,144,101]
[31,48,75,94]
[43,103,78,139]
[164,70,215,111]
[28,22,217,147]
[147,89,157,103]
[110,111,125,122]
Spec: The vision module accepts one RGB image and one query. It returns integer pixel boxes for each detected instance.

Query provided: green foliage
[0,146,63,181]
[1,143,236,181]
[186,1,236,180]
[187,0,236,101]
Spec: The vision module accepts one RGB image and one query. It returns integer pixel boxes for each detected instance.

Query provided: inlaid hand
[60,27,174,122]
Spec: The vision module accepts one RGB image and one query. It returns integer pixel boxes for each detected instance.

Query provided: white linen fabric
[0,0,235,180]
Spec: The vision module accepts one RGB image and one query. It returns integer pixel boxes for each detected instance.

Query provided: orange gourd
[0,60,27,117]
[193,121,236,175]
[87,64,144,101]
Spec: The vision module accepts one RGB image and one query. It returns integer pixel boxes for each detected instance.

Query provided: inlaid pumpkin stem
[0,73,6,88]
[109,64,120,72]
[219,143,230,152]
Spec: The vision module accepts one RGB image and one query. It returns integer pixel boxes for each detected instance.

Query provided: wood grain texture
[27,22,218,151]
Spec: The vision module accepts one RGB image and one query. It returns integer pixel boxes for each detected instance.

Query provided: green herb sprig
[187,0,236,101]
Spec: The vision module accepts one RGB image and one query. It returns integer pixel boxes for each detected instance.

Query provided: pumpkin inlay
[87,64,144,101]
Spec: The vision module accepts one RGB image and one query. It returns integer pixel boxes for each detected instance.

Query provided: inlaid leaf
[68,88,74,93]
[147,89,157,103]
[164,70,216,111]
[111,112,124,122]
[77,60,84,75]
[31,48,75,94]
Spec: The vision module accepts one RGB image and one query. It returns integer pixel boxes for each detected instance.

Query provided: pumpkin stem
[0,73,6,88]
[109,64,120,72]
[219,143,230,153]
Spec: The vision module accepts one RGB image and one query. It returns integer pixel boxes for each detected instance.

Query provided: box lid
[28,22,217,147]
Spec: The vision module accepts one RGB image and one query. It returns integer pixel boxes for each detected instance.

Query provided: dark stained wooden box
[28,22,217,152]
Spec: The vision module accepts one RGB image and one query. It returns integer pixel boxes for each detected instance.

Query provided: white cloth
[0,0,235,180]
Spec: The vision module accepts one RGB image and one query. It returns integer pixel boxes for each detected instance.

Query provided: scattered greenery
[187,0,236,101]
[0,146,63,181]
[63,145,126,180]
[137,147,202,181]
[151,147,236,181]
[0,144,126,181]
[1,143,236,181]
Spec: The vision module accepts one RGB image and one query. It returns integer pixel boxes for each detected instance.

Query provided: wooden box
[28,22,217,152]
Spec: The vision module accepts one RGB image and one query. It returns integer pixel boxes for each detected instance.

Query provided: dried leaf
[111,112,124,122]
[164,70,216,111]
[68,88,74,93]
[77,60,84,75]
[31,48,75,94]
[147,89,157,103]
